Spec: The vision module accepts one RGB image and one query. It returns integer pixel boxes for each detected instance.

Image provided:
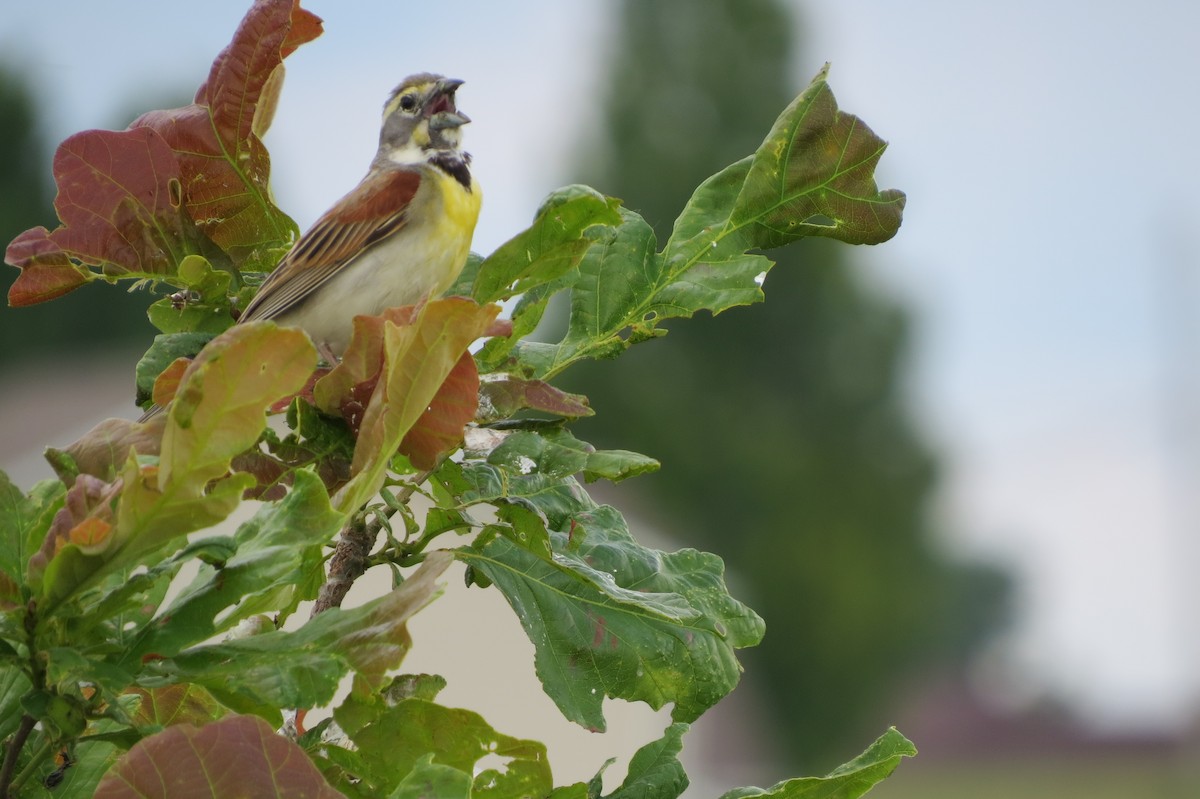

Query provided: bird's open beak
[427,78,470,130]
[429,110,470,130]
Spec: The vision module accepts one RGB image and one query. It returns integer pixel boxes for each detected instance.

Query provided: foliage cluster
[1,1,911,796]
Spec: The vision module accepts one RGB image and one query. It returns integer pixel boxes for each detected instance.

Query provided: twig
[0,715,36,799]
[310,469,433,617]
[311,514,383,616]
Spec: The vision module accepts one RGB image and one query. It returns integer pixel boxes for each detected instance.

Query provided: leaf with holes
[459,503,763,732]
[498,65,903,380]
[131,0,321,271]
[337,698,551,797]
[4,127,201,306]
[140,552,450,715]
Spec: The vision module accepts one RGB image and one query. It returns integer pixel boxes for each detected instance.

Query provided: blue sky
[4,0,1200,734]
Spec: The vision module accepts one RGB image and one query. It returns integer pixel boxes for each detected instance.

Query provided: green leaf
[733,64,905,247]
[388,754,472,799]
[486,428,658,484]
[44,724,121,796]
[134,331,216,408]
[94,714,346,799]
[347,698,552,798]
[121,470,343,665]
[718,728,916,799]
[489,68,903,382]
[68,537,232,656]
[507,208,662,379]
[470,185,625,373]
[444,251,484,298]
[46,647,135,697]
[607,723,689,799]
[655,155,774,318]
[146,255,239,335]
[658,64,905,321]
[547,786,592,799]
[158,322,316,491]
[141,551,451,713]
[31,323,315,618]
[472,185,623,304]
[0,664,31,742]
[385,673,449,703]
[0,472,63,589]
[459,502,763,731]
[147,298,236,336]
[438,460,597,535]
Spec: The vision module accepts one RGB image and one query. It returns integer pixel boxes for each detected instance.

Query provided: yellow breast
[429,167,482,295]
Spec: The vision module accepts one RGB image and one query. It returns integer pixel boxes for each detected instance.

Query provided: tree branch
[311,514,382,616]
[310,468,433,616]
[0,715,36,799]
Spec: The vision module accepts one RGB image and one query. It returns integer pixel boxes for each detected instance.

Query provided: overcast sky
[4,0,1200,734]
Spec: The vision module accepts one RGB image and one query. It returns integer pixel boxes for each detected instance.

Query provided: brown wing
[239,167,423,322]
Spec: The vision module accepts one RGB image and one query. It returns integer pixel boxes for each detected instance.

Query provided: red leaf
[335,300,499,512]
[400,350,481,470]
[6,127,188,304]
[134,0,322,263]
[478,375,593,422]
[152,357,193,407]
[28,475,123,582]
[4,229,87,306]
[312,307,419,416]
[4,0,323,303]
[58,416,166,483]
[126,685,226,729]
[94,714,345,799]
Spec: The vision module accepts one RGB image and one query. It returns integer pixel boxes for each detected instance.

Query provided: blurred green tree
[0,65,154,372]
[564,0,1007,769]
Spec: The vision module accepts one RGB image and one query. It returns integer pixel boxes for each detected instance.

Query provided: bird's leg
[316,340,341,368]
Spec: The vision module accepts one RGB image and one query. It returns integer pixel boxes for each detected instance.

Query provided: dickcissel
[238,72,481,357]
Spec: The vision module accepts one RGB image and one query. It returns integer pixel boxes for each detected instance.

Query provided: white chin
[386,141,426,165]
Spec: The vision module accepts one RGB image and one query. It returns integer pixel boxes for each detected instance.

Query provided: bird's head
[379,73,470,164]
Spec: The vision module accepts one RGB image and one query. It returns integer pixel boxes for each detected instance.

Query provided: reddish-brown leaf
[477,375,593,422]
[5,0,322,305]
[127,685,226,729]
[400,350,480,470]
[312,306,419,416]
[152,357,193,407]
[134,0,322,264]
[28,475,122,581]
[94,714,345,799]
[6,127,189,305]
[3,233,87,306]
[336,299,499,512]
[230,450,290,500]
[57,416,167,483]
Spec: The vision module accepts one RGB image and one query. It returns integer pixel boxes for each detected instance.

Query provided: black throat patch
[431,152,473,191]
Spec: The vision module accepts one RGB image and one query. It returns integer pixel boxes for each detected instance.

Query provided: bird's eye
[399,94,417,112]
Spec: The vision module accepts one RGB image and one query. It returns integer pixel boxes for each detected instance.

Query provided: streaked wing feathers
[239,167,423,322]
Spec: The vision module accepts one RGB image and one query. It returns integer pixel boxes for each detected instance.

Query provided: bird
[238,72,481,358]
[140,73,479,421]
